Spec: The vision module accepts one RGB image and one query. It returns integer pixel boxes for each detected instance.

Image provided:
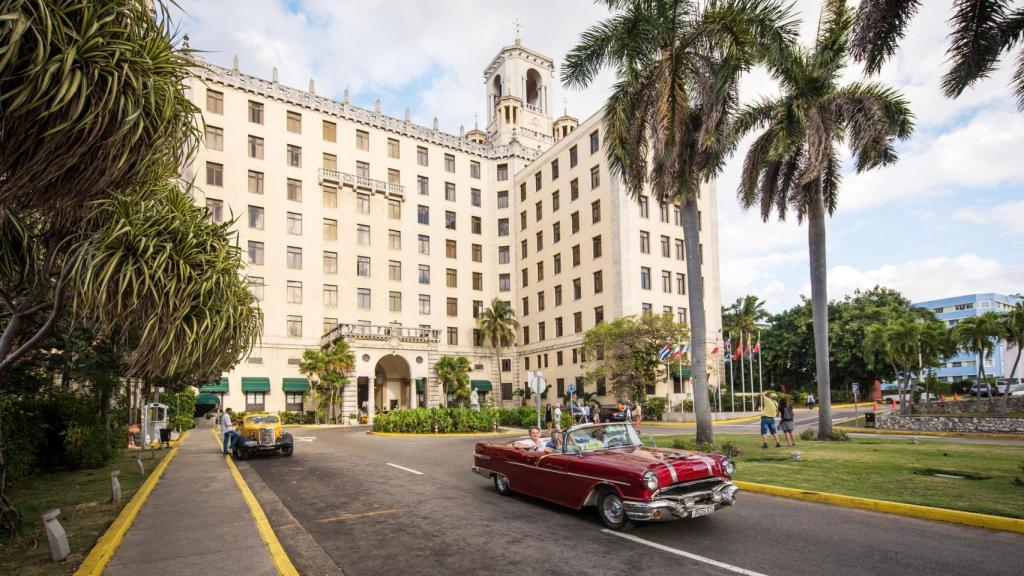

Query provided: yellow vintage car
[233,413,294,459]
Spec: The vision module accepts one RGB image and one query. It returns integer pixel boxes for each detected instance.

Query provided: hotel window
[322,185,337,208]
[523,326,530,344]
[473,300,484,318]
[640,267,651,290]
[287,145,301,167]
[248,100,264,124]
[497,190,509,209]
[573,278,582,300]
[661,235,670,257]
[535,201,543,221]
[357,193,370,214]
[473,329,484,347]
[554,285,562,306]
[662,270,672,292]
[473,272,483,290]
[418,264,430,284]
[675,239,684,260]
[249,277,264,301]
[356,129,369,151]
[499,274,510,292]
[640,231,650,253]
[389,291,402,312]
[660,203,670,222]
[593,271,603,294]
[286,111,302,133]
[447,297,458,316]
[552,190,561,212]
[445,182,456,202]
[498,246,510,264]
[550,255,561,276]
[447,327,458,345]
[357,256,371,277]
[386,168,399,186]
[520,211,527,231]
[471,188,481,207]
[592,235,602,258]
[389,260,402,281]
[205,126,223,151]
[286,281,302,304]
[677,273,686,294]
[285,392,303,412]
[357,288,371,310]
[535,172,542,191]
[471,216,482,235]
[387,138,400,159]
[205,198,224,222]
[552,223,561,244]
[413,176,427,197]
[419,295,431,314]
[248,170,264,194]
[470,160,481,179]
[444,153,455,173]
[574,311,583,333]
[206,89,223,113]
[555,317,563,337]
[537,261,545,281]
[287,178,302,201]
[248,206,264,230]
[664,306,673,316]
[323,317,338,334]
[446,239,457,259]
[590,166,600,189]
[595,306,605,324]
[324,285,339,307]
[417,146,428,166]
[248,241,264,265]
[569,145,578,167]
[417,205,429,225]
[205,162,223,186]
[357,224,370,245]
[323,120,336,142]
[538,291,546,311]
[571,211,580,233]
[323,251,338,274]
[286,315,302,338]
[521,239,528,258]
[677,307,687,324]
[639,196,649,218]
[551,159,559,180]
[388,199,401,220]
[570,178,579,201]
[445,211,456,230]
[536,231,544,252]
[286,212,302,235]
[572,245,580,267]
[418,234,429,255]
[674,206,682,226]
[356,161,370,179]
[592,201,601,223]
[522,268,529,288]
[323,153,338,171]
[389,229,401,250]
[538,322,546,341]
[323,218,337,240]
[590,130,600,154]
[497,163,508,181]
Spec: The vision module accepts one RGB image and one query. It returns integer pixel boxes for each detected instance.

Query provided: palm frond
[942,0,1012,99]
[850,0,921,75]
[811,0,855,78]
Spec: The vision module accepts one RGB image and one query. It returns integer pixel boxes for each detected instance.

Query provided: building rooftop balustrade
[321,323,442,347]
[318,168,404,197]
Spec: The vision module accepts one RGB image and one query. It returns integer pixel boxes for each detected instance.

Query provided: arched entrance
[374,354,412,412]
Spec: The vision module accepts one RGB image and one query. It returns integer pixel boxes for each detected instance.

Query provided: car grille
[259,428,274,446]
[658,478,727,499]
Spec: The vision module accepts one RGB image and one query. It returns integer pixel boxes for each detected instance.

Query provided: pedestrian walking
[220,408,238,454]
[807,392,816,410]
[592,403,601,424]
[582,403,591,423]
[634,402,642,431]
[778,395,796,447]
[760,392,782,449]
[544,403,553,433]
[623,403,632,425]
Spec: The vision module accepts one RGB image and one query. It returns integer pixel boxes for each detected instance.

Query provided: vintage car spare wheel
[598,489,635,531]
[494,474,512,496]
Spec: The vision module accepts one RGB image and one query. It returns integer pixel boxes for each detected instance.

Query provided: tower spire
[513,18,522,44]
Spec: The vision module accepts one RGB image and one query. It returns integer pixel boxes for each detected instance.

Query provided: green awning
[471,380,492,392]
[415,378,426,393]
[671,368,692,379]
[282,378,310,393]
[196,392,221,406]
[241,377,271,392]
[200,377,229,393]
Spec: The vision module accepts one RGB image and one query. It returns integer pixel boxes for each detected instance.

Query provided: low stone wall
[877,414,1024,434]
[912,396,1024,415]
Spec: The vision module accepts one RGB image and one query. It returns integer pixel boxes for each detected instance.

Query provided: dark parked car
[599,405,629,422]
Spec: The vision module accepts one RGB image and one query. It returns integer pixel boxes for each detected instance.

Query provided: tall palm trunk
[807,188,832,439]
[976,351,985,413]
[1001,347,1021,415]
[494,346,502,408]
[681,197,713,445]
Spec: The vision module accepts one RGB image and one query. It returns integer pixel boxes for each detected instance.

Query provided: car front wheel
[281,445,294,457]
[232,445,246,460]
[598,489,635,531]
[493,474,512,496]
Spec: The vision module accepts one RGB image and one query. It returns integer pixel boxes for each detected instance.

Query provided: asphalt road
[235,427,1024,576]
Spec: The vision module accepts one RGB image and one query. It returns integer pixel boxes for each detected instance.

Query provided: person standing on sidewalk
[553,403,563,432]
[760,392,782,448]
[544,403,553,433]
[778,395,796,447]
[221,408,238,454]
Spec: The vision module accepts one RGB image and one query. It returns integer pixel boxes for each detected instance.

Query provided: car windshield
[565,423,642,453]
[247,415,279,424]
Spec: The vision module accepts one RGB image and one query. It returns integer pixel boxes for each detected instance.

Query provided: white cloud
[953,200,1024,235]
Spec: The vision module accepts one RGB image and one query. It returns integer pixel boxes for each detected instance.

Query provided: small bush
[1014,464,1024,487]
[672,438,697,451]
[718,440,742,457]
[799,427,850,441]
[799,428,817,441]
[643,397,668,420]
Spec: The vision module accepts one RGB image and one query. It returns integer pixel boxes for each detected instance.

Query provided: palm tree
[435,355,472,408]
[864,318,919,414]
[918,319,954,404]
[851,0,1024,110]
[476,298,519,406]
[562,0,798,445]
[722,295,769,334]
[952,313,1003,412]
[299,349,327,424]
[321,341,355,423]
[998,303,1024,415]
[734,0,913,438]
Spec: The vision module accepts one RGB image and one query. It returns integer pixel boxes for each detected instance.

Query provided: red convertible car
[472,422,738,530]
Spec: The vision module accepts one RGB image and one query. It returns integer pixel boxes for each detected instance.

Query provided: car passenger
[545,431,563,453]
[514,426,547,451]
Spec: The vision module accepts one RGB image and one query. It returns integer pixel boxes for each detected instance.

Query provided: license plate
[690,505,715,518]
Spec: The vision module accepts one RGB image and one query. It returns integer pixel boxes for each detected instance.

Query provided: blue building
[913,293,1022,383]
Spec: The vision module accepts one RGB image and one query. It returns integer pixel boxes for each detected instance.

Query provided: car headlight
[643,471,659,491]
[722,458,736,476]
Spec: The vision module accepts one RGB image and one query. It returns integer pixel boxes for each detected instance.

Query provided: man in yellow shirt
[760,391,782,449]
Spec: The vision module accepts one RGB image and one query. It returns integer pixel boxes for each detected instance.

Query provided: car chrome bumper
[623,482,739,521]
[472,465,495,479]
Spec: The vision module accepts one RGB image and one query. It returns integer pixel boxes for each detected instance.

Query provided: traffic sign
[567,383,576,394]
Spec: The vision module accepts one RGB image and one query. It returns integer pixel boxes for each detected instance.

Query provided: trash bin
[158,428,172,447]
[864,412,876,428]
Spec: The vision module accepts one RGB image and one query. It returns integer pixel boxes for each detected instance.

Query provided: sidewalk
[105,419,276,575]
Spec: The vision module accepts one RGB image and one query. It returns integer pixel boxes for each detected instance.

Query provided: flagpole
[728,332,735,416]
[757,329,764,402]
[747,332,755,411]
[739,330,747,412]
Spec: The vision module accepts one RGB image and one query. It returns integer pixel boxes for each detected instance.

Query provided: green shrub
[672,438,697,450]
[1014,464,1024,487]
[799,428,817,441]
[799,427,850,441]
[372,407,503,433]
[643,397,667,420]
[278,411,316,425]
[718,440,742,457]
[170,414,194,432]
[683,399,694,412]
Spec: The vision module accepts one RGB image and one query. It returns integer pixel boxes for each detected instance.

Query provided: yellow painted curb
[836,426,1024,441]
[281,423,348,429]
[734,480,1024,534]
[640,415,760,426]
[75,430,190,575]
[831,402,875,409]
[212,429,299,576]
[369,430,522,437]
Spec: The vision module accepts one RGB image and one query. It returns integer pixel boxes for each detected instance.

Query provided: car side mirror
[644,436,656,448]
[573,444,583,456]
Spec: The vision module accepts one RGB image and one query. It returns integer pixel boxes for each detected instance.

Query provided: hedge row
[371,407,574,433]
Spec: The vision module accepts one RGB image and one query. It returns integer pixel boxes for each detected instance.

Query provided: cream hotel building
[187,38,723,421]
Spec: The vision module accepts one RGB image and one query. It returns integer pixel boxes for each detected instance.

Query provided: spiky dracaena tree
[734,0,913,439]
[563,0,799,444]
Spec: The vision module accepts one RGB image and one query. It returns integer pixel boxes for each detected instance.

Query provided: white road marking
[386,462,424,475]
[602,529,769,576]
[296,436,316,442]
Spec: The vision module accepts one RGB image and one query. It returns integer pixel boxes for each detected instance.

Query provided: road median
[836,426,1024,441]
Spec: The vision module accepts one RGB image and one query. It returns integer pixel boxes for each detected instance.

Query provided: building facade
[914,293,1022,382]
[185,39,722,420]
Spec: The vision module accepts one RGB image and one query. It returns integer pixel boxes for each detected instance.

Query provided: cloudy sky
[175,0,1024,312]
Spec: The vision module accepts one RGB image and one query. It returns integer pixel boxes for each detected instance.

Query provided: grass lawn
[654,434,1024,519]
[0,447,169,576]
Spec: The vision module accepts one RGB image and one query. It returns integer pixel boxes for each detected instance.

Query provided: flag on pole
[753,335,761,354]
[682,341,691,354]
[658,343,672,361]
[724,337,732,352]
[711,338,719,355]
[746,333,753,358]
[669,343,684,358]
